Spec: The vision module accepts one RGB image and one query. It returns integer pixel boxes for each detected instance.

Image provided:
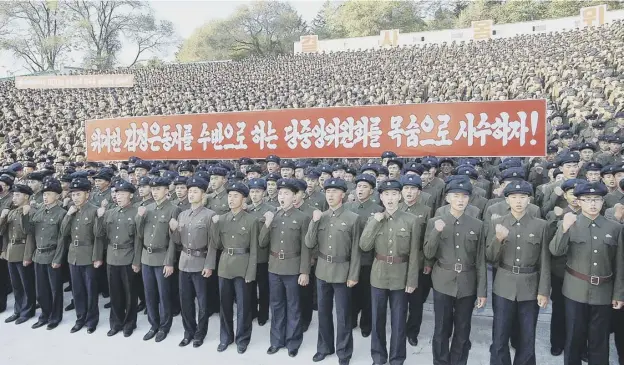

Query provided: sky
[0,0,326,77]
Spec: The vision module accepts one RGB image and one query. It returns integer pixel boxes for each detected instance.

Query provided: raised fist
[138,206,146,217]
[212,215,219,224]
[373,212,384,222]
[562,212,577,232]
[67,206,77,215]
[264,211,274,227]
[434,219,445,232]
[495,224,509,242]
[312,210,322,222]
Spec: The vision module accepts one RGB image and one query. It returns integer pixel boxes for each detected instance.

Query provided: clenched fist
[562,212,577,232]
[22,205,30,216]
[614,203,624,222]
[434,219,445,232]
[312,209,322,222]
[212,215,219,224]
[138,206,146,217]
[495,224,509,242]
[97,206,106,218]
[0,209,9,219]
[101,200,109,208]
[264,211,274,227]
[67,206,77,216]
[373,212,384,222]
[554,186,564,197]
[169,218,179,231]
[553,206,564,217]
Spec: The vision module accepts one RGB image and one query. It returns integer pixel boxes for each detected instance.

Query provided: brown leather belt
[270,250,300,260]
[143,245,167,254]
[499,263,538,274]
[224,247,249,256]
[36,245,57,253]
[319,251,349,263]
[375,253,408,264]
[438,261,475,273]
[183,247,208,258]
[109,242,133,250]
[566,266,612,286]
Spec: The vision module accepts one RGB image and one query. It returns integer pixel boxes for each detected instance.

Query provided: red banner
[85,100,547,161]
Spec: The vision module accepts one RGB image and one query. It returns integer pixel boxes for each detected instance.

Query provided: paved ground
[0,268,618,365]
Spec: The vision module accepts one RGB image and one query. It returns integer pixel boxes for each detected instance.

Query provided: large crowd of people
[0,17,622,365]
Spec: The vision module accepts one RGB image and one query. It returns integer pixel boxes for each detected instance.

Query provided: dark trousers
[491,268,519,348]
[107,264,137,331]
[432,290,475,365]
[96,258,109,297]
[8,262,36,319]
[301,263,316,327]
[69,264,99,328]
[170,250,182,315]
[133,271,145,305]
[317,278,353,361]
[550,275,566,350]
[351,265,372,332]
[0,258,9,310]
[251,262,269,323]
[269,272,303,351]
[219,276,252,346]
[407,271,433,340]
[142,264,172,332]
[564,297,611,365]
[35,263,63,324]
[371,286,408,365]
[179,270,208,340]
[612,307,624,364]
[490,294,539,365]
[207,250,221,315]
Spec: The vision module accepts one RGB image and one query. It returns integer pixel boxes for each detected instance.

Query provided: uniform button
[457,258,461,261]
[329,235,332,238]
[330,224,333,227]
[516,259,520,262]
[282,222,284,224]
[115,236,118,239]
[281,231,284,234]
[593,236,597,240]
[329,246,332,249]
[516,234,520,238]
[389,228,392,231]
[389,218,392,220]
[233,218,235,221]
[231,236,235,238]
[116,227,119,229]
[594,263,597,266]
[594,250,598,253]
[592,224,596,227]
[456,245,459,248]
[118,219,120,222]
[389,250,392,254]
[280,240,283,243]
[456,221,459,225]
[456,233,459,236]
[389,240,393,243]
[153,225,155,228]
[517,247,520,250]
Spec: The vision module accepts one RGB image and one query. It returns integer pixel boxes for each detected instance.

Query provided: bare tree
[125,13,177,68]
[0,1,73,73]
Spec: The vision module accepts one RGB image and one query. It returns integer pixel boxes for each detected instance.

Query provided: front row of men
[1,173,622,365]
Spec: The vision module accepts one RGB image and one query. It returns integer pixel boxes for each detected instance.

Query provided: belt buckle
[147,247,153,254]
[386,255,394,265]
[326,255,333,263]
[512,265,520,275]
[36,247,42,253]
[278,251,285,260]
[590,275,600,285]
[454,263,463,273]
[73,240,79,247]
[186,248,192,256]
[113,243,118,250]
[227,248,234,256]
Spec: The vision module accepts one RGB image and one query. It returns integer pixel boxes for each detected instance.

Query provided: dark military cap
[42,178,62,194]
[601,165,615,176]
[148,168,160,176]
[421,157,439,168]
[584,162,603,172]
[0,169,16,178]
[137,176,152,186]
[92,170,112,181]
[573,182,608,197]
[359,163,379,175]
[354,174,376,188]
[280,160,296,170]
[239,157,254,166]
[456,165,479,180]
[266,155,281,164]
[218,161,234,172]
[276,178,298,193]
[26,171,45,181]
[439,157,454,166]
[552,168,562,179]
[0,174,14,187]
[9,162,23,172]
[387,158,403,169]
[296,161,308,170]
[69,178,91,192]
[187,177,209,191]
[194,171,211,181]
[400,174,422,189]
[559,131,574,139]
[546,162,558,170]
[211,167,228,177]
[377,165,389,176]
[226,181,250,197]
[381,151,397,159]
[115,180,136,194]
[612,163,624,175]
[60,174,73,183]
[378,179,402,193]
[345,167,357,176]
[178,163,194,173]
[607,135,623,144]
[246,165,262,174]
[173,176,188,186]
[13,184,34,196]
[162,170,178,181]
[24,161,36,168]
[503,180,533,197]
[578,142,597,152]
[70,171,89,180]
[562,178,587,192]
[332,163,346,172]
[444,175,471,184]
[318,164,333,174]
[304,168,320,179]
[445,179,472,195]
[134,160,151,170]
[265,173,281,182]
[293,179,307,192]
[547,145,558,154]
[501,167,526,182]
[149,177,171,188]
[248,178,267,190]
[323,178,348,192]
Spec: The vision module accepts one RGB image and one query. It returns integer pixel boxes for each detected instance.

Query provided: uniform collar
[578,213,605,228]
[328,205,345,218]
